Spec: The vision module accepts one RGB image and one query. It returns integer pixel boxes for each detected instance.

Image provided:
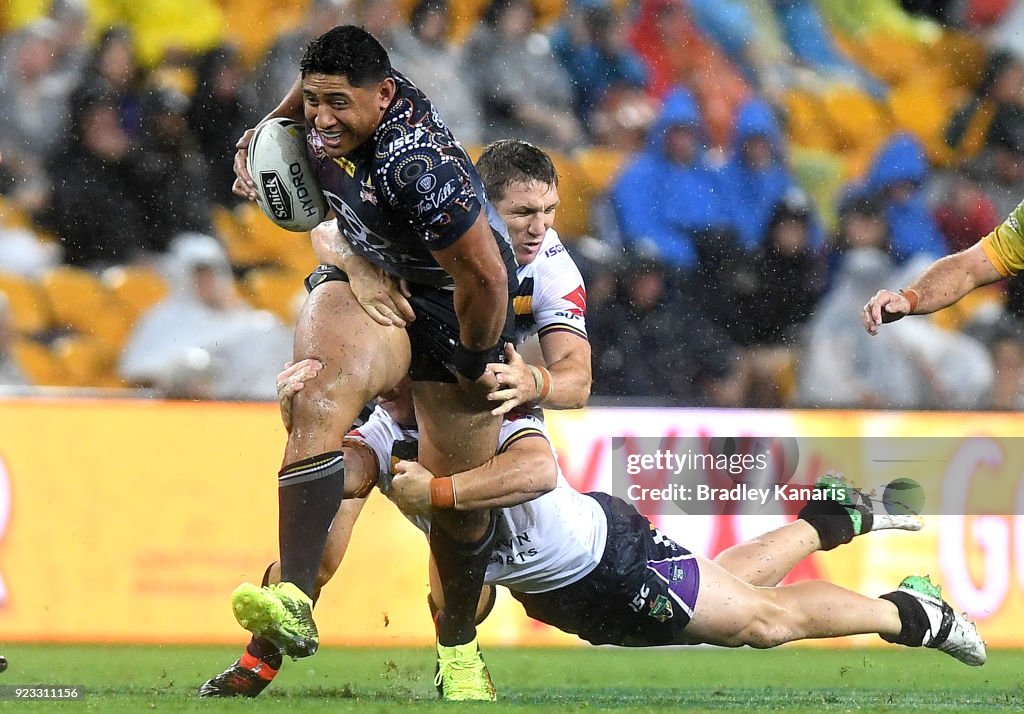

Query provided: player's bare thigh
[412,381,502,538]
[287,280,410,458]
[412,381,502,475]
[676,554,784,647]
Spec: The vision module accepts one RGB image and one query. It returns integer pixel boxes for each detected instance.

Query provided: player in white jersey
[474,139,591,417]
[199,366,985,697]
[354,401,607,595]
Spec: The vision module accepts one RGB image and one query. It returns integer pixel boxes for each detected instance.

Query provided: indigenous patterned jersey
[307,71,516,289]
[512,228,588,344]
[981,199,1024,276]
[350,405,607,594]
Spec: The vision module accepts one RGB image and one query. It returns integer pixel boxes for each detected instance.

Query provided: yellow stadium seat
[888,82,956,166]
[221,204,315,270]
[124,0,225,67]
[545,151,589,239]
[931,283,1005,333]
[449,0,490,43]
[249,213,319,274]
[243,269,304,324]
[821,87,891,155]
[102,265,170,321]
[10,337,68,386]
[0,272,51,334]
[213,205,267,267]
[462,144,485,163]
[39,266,132,349]
[781,90,834,152]
[218,0,310,66]
[0,195,33,230]
[51,335,122,389]
[928,31,986,90]
[854,31,932,88]
[575,147,627,194]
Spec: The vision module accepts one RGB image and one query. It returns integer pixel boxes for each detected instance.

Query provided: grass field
[2,644,1020,712]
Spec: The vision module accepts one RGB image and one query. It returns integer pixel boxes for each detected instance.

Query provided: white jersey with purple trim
[348,405,607,594]
[511,228,588,345]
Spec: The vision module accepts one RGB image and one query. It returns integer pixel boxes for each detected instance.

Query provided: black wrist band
[454,342,502,381]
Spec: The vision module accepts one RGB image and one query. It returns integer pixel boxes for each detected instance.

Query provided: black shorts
[305,265,515,383]
[511,493,701,647]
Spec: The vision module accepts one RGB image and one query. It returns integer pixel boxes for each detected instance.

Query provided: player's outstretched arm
[431,212,509,389]
[389,435,557,516]
[310,220,415,327]
[862,243,1003,335]
[233,77,305,200]
[487,335,591,415]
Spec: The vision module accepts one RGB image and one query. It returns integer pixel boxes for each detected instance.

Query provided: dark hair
[476,139,558,202]
[300,25,392,86]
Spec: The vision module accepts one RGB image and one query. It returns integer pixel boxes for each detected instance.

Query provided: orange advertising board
[0,398,1020,647]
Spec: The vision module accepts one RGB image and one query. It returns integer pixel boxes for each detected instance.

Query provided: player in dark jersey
[227,26,514,701]
[204,139,594,699]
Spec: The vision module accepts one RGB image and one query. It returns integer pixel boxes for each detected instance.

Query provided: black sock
[431,511,497,647]
[277,451,346,598]
[798,499,856,551]
[879,591,931,646]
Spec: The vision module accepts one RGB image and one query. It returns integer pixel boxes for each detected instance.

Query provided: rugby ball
[247,118,328,232]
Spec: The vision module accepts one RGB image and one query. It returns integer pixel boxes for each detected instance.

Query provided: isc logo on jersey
[384,127,425,156]
[248,118,329,232]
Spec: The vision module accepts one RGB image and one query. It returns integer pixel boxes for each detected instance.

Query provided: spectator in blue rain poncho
[845,133,944,262]
[610,88,734,270]
[719,97,803,251]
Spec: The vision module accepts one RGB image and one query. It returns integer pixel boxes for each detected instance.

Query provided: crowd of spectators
[1,0,1024,410]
